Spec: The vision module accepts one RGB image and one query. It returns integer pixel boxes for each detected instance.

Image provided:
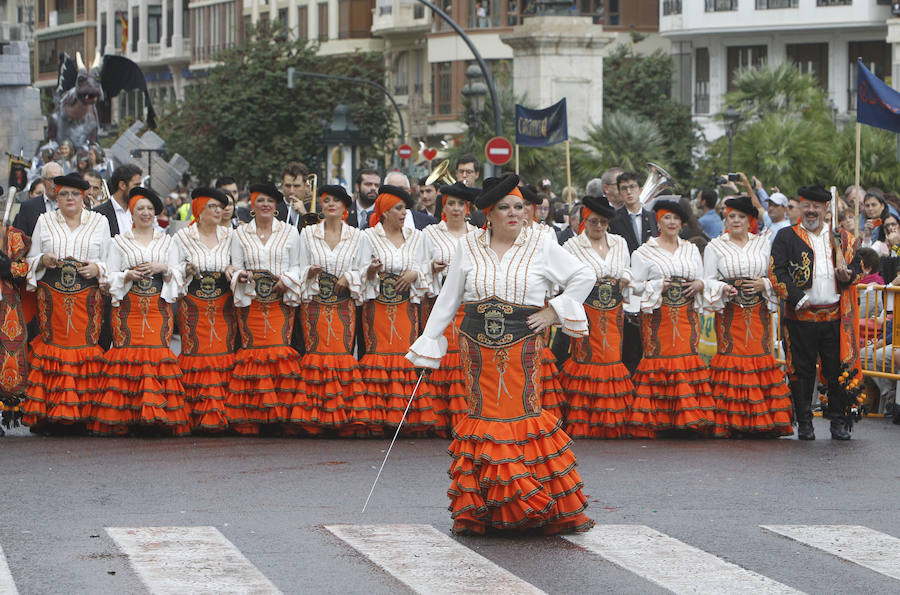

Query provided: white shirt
[111,197,133,236]
[26,209,111,290]
[422,220,476,293]
[298,221,371,303]
[107,229,180,305]
[173,224,233,295]
[406,226,594,368]
[702,232,777,312]
[356,199,373,228]
[797,223,840,308]
[43,194,58,214]
[631,236,705,313]
[230,218,304,306]
[362,222,431,303]
[627,207,642,243]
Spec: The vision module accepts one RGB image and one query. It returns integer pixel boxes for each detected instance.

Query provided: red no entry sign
[485,136,513,166]
[397,144,413,159]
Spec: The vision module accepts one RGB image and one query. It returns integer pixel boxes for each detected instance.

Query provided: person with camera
[696,188,722,239]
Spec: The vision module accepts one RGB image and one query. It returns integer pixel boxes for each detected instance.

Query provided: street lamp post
[323,104,368,192]
[461,64,487,133]
[722,108,741,172]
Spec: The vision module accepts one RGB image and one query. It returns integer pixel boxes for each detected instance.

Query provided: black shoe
[797,421,815,440]
[830,419,851,440]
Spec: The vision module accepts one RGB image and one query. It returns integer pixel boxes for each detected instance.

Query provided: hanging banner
[514,98,568,147]
[857,58,900,134]
[7,154,29,192]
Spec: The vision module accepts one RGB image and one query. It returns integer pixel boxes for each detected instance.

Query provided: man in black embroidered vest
[770,183,862,441]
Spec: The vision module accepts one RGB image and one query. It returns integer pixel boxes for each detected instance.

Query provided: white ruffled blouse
[422,220,476,293]
[173,224,233,296]
[298,221,371,303]
[362,222,431,303]
[106,230,181,305]
[26,209,111,291]
[703,233,777,312]
[563,231,633,303]
[631,236,705,313]
[406,225,594,368]
[230,218,303,307]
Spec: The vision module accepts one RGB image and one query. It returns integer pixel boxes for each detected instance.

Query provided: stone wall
[0,41,44,160]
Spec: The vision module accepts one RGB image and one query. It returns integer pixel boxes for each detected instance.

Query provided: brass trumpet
[300,172,322,228]
[425,160,456,187]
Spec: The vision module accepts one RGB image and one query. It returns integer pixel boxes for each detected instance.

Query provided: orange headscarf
[579,206,596,234]
[369,192,403,228]
[250,191,263,210]
[440,193,470,222]
[655,208,675,223]
[128,193,148,212]
[189,196,212,225]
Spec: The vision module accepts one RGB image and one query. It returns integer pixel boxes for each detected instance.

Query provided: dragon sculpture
[49,49,157,149]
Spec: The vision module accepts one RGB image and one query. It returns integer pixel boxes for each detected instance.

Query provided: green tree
[159,22,394,184]
[725,62,828,118]
[570,111,669,184]
[601,44,700,181]
[829,124,900,190]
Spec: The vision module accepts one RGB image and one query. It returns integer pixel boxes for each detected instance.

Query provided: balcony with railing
[372,0,430,35]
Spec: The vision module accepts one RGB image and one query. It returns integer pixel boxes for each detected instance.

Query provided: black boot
[790,379,815,440]
[830,417,851,440]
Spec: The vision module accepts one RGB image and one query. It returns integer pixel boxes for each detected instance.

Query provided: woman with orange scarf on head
[292,185,372,434]
[560,194,637,439]
[422,181,476,436]
[173,187,236,433]
[627,199,718,437]
[703,195,793,437]
[407,173,595,536]
[21,175,110,433]
[359,184,436,434]
[227,182,306,434]
[90,187,190,436]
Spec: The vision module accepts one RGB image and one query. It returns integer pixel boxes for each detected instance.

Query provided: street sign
[397,144,413,159]
[485,136,513,166]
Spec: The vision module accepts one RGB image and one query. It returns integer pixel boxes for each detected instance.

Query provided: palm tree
[571,112,669,184]
[726,62,828,119]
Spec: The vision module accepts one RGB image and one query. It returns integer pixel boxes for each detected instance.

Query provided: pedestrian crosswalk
[1,524,899,593]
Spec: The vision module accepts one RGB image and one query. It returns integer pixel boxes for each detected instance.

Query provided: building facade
[32,0,99,93]
[660,0,895,139]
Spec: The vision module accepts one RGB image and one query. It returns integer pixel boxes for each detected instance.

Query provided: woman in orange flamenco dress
[422,181,476,436]
[703,195,793,437]
[89,187,190,436]
[407,174,595,536]
[173,187,236,433]
[292,185,371,434]
[627,199,718,437]
[560,194,638,439]
[360,184,436,434]
[22,174,110,433]
[228,183,306,434]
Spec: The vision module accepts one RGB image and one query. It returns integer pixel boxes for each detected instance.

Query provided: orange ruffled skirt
[292,298,368,431]
[709,302,793,436]
[23,281,104,426]
[359,299,436,432]
[560,304,634,438]
[628,302,717,436]
[450,331,593,535]
[427,308,468,437]
[90,293,190,436]
[229,299,305,428]
[177,290,237,432]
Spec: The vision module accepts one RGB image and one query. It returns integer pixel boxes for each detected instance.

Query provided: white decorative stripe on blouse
[423,220,475,293]
[107,230,180,305]
[230,218,303,307]
[298,221,370,303]
[26,209,111,290]
[362,222,431,302]
[631,236,704,313]
[703,232,777,312]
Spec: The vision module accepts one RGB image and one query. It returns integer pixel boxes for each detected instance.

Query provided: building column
[329,0,337,40]
[288,0,298,36]
[887,18,900,93]
[251,0,260,24]
[161,0,169,51]
[138,0,149,60]
[105,4,116,55]
[172,0,183,54]
[128,2,137,57]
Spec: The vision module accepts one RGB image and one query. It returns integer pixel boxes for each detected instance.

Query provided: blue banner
[515,99,568,147]
[857,59,900,134]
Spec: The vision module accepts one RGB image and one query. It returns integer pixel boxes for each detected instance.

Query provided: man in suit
[94,163,142,237]
[12,162,64,237]
[346,168,381,229]
[608,170,658,374]
[278,161,312,225]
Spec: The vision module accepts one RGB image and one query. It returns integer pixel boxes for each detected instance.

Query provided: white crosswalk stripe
[106,526,282,595]
[0,545,18,595]
[326,524,546,595]
[762,525,900,581]
[564,525,802,595]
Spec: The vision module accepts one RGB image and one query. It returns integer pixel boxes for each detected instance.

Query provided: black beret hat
[475,174,520,210]
[128,186,164,215]
[797,183,831,203]
[191,186,230,207]
[652,198,688,222]
[519,183,542,205]
[378,184,414,208]
[249,182,284,202]
[439,181,476,203]
[319,184,352,207]
[52,174,89,192]
[724,195,760,219]
[581,194,616,219]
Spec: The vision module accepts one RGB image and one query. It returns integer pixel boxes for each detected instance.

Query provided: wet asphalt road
[1,416,899,594]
